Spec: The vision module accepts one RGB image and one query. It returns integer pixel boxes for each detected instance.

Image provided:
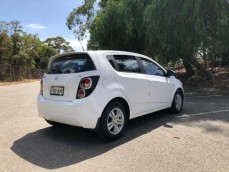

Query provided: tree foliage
[0,20,74,69]
[66,0,97,40]
[0,32,12,64]
[68,0,229,79]
[143,0,229,79]
[44,36,74,54]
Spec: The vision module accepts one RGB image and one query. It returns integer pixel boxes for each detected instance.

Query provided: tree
[0,20,22,36]
[88,0,150,52]
[143,0,214,79]
[145,0,229,78]
[0,20,23,65]
[191,0,229,67]
[89,1,126,50]
[0,32,12,64]
[19,33,57,68]
[71,0,229,79]
[35,45,56,69]
[43,36,74,54]
[0,20,58,69]
[66,0,97,41]
[0,20,75,74]
[66,0,112,41]
[18,33,46,67]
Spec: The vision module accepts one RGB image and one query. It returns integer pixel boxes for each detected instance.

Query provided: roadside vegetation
[1,1,228,88]
[67,0,229,84]
[0,21,74,81]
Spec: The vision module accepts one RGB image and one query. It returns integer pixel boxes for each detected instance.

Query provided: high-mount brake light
[80,77,92,90]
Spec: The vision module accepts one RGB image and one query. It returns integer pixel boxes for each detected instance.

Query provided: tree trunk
[221,55,229,67]
[202,50,208,68]
[191,58,212,80]
[182,59,194,78]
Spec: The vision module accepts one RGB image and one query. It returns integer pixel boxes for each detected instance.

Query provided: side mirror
[166,70,175,77]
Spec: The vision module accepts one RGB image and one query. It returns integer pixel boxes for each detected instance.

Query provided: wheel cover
[175,93,182,110]
[107,108,125,135]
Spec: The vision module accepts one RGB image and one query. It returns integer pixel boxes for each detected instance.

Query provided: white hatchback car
[37,51,184,140]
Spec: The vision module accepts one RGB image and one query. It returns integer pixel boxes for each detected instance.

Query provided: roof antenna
[78,37,85,51]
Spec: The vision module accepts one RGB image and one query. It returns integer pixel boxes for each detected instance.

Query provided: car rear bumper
[37,94,103,129]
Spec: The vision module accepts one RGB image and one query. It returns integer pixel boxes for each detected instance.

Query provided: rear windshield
[48,54,96,74]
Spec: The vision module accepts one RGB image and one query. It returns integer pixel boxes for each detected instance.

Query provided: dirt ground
[0,79,40,86]
[176,67,229,90]
[0,82,229,172]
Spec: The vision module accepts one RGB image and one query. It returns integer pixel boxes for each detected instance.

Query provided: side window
[140,58,165,76]
[113,55,141,73]
[108,59,116,69]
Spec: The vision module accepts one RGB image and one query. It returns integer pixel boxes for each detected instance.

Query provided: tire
[45,119,63,127]
[170,90,183,113]
[97,102,128,141]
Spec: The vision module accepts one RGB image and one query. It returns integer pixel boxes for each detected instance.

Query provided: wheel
[170,90,183,113]
[45,119,63,127]
[97,102,128,141]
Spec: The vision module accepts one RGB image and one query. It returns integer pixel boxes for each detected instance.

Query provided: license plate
[50,86,64,96]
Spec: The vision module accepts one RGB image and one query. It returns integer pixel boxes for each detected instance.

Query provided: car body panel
[146,75,174,110]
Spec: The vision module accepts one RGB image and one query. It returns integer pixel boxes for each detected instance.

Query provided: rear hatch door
[42,53,99,101]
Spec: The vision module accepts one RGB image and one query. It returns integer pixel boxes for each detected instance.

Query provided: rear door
[110,55,150,115]
[43,53,99,102]
[139,57,174,110]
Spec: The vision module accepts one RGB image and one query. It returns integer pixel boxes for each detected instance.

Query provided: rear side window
[48,54,96,74]
[113,55,141,73]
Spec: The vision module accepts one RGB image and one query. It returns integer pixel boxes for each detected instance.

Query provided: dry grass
[176,67,229,90]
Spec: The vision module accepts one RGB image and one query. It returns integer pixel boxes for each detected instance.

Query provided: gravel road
[0,82,229,172]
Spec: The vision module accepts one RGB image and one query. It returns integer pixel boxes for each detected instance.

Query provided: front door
[139,58,173,111]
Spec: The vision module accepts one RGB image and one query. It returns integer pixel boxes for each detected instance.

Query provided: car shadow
[11,94,229,169]
[173,95,229,137]
[11,110,174,169]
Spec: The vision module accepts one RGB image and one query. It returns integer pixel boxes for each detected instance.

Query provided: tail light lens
[80,77,92,90]
[76,76,100,99]
[77,89,86,99]
[40,79,43,96]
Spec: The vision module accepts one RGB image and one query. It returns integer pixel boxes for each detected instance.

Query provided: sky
[0,0,88,51]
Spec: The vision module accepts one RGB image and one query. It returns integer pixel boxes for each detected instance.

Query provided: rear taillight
[40,79,43,96]
[76,76,100,99]
[80,77,92,90]
[77,89,86,99]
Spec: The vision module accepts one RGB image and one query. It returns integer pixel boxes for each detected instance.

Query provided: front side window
[140,58,165,76]
[113,55,141,73]
[48,53,96,74]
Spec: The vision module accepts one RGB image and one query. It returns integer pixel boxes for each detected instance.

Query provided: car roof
[89,50,148,57]
[48,50,165,71]
[88,50,157,63]
[49,50,149,62]
[51,50,149,58]
[47,50,167,74]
